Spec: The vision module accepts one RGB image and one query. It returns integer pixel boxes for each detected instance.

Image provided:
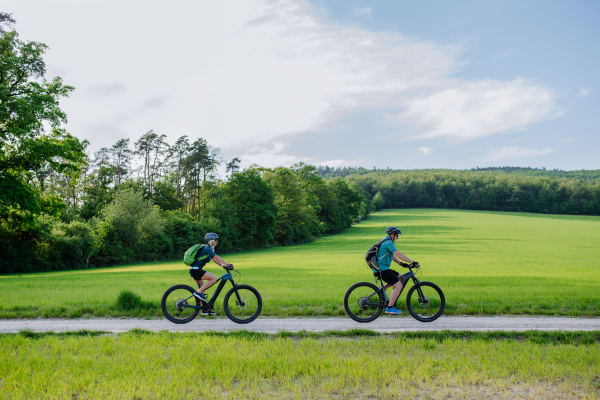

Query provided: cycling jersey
[376,237,397,271]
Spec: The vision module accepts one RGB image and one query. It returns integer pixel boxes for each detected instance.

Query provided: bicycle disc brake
[236,298,247,309]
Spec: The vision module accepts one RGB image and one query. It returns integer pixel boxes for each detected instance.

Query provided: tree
[0,19,87,223]
[226,157,241,178]
[0,12,15,36]
[134,130,168,196]
[263,167,317,245]
[227,169,277,248]
[185,138,210,218]
[97,188,165,264]
[110,138,132,186]
[168,135,190,200]
[371,191,385,210]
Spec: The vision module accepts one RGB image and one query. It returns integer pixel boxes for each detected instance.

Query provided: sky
[4,0,600,171]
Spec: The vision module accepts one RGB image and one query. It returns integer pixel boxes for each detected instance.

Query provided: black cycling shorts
[380,269,401,286]
[189,268,207,280]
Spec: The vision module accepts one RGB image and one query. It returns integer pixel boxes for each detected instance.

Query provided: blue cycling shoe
[193,291,207,303]
[385,306,402,315]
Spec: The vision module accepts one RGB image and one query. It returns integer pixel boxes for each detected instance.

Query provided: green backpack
[183,244,210,266]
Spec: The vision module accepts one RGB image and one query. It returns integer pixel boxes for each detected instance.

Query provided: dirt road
[1,316,599,333]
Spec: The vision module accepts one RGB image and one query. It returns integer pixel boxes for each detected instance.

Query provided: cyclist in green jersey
[189,233,234,316]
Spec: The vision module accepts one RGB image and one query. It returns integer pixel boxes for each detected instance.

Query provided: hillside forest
[1,13,599,274]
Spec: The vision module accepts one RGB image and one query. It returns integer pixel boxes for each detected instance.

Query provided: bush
[96,188,165,265]
[115,290,143,310]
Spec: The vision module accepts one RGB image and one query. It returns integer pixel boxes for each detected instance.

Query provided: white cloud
[6,0,563,166]
[351,7,372,17]
[481,146,553,161]
[578,87,591,97]
[239,141,301,168]
[390,79,563,142]
[87,82,126,97]
[417,146,433,155]
[237,141,363,169]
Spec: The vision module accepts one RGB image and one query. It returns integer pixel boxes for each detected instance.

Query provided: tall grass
[1,330,599,399]
[1,209,599,318]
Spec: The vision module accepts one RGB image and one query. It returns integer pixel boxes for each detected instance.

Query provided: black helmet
[386,226,401,235]
[204,233,219,242]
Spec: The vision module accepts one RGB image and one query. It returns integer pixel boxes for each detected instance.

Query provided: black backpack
[365,237,390,271]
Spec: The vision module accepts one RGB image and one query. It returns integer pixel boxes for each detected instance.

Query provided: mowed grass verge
[1,208,599,318]
[1,330,599,399]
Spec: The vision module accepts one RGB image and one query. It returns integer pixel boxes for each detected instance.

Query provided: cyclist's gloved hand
[411,261,420,268]
[224,263,234,270]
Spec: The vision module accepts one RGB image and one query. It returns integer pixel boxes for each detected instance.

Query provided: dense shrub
[96,188,165,265]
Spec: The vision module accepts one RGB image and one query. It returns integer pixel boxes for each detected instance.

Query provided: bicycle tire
[405,281,445,322]
[161,284,200,324]
[223,284,262,324]
[344,282,386,323]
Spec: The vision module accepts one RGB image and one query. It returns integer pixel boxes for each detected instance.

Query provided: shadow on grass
[18,329,107,339]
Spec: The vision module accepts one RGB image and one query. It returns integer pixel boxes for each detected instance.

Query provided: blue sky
[301,0,599,170]
[6,0,599,171]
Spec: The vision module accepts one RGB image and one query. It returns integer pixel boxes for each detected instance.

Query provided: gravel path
[2,316,599,333]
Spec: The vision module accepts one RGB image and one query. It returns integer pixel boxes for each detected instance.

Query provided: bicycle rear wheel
[344,282,385,323]
[223,284,262,324]
[161,284,200,324]
[406,281,445,322]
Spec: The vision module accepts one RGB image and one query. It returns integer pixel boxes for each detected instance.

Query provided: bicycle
[161,267,262,324]
[344,263,445,323]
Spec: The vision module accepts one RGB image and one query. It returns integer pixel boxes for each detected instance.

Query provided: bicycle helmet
[386,226,401,235]
[204,233,219,242]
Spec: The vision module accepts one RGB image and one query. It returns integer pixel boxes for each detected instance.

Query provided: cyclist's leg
[198,272,218,294]
[381,270,403,307]
[388,281,403,307]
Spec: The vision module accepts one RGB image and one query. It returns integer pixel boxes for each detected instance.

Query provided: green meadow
[1,209,599,318]
[1,330,599,399]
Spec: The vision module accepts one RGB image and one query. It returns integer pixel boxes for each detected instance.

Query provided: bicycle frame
[180,272,238,310]
[367,268,421,307]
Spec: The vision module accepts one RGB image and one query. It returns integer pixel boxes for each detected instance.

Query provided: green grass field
[1,209,599,318]
[1,330,599,399]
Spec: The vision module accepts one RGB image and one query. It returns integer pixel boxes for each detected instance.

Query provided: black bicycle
[344,263,445,323]
[161,268,262,324]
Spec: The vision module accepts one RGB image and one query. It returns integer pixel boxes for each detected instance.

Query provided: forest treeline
[0,130,369,273]
[338,169,600,216]
[317,165,600,182]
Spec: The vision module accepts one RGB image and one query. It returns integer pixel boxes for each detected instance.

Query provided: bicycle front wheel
[344,282,385,323]
[223,284,262,324]
[406,281,445,322]
[161,284,200,324]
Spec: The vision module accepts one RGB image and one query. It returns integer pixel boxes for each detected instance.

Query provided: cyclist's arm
[211,255,232,268]
[392,250,413,264]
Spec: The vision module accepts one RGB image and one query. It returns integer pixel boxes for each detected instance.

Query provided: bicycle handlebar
[400,262,420,269]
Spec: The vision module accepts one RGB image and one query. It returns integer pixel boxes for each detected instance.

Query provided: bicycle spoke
[224,287,260,322]
[344,282,385,322]
[407,283,444,321]
[163,288,199,322]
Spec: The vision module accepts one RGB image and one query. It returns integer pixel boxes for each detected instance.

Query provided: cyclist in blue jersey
[189,233,234,316]
[377,226,419,315]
